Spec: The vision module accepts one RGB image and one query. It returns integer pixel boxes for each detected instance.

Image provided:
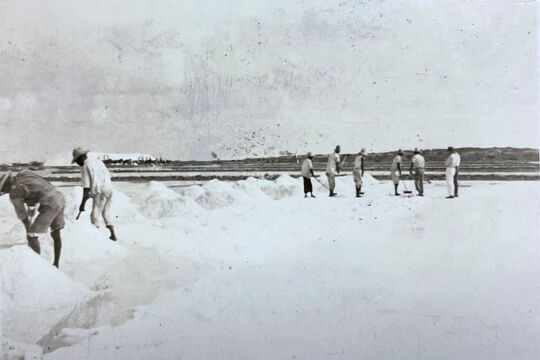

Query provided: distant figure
[72,148,117,241]
[353,149,366,197]
[326,145,341,197]
[390,150,403,196]
[410,148,425,196]
[450,147,461,197]
[0,170,65,267]
[444,146,459,199]
[301,152,317,198]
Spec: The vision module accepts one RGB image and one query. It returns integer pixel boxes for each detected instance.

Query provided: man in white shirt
[390,150,403,196]
[301,152,316,198]
[353,149,366,197]
[326,145,341,197]
[450,148,461,197]
[409,148,425,196]
[72,148,117,241]
[444,146,458,199]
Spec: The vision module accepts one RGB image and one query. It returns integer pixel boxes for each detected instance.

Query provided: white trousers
[91,190,113,226]
[446,168,456,196]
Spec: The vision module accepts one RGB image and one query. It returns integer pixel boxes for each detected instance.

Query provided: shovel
[403,180,413,194]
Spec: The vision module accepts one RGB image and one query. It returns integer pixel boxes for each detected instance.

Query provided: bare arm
[79,188,91,212]
[10,198,30,231]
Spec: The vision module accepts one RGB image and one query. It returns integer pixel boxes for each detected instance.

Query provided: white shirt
[81,157,113,196]
[451,152,461,167]
[301,159,313,178]
[445,155,454,168]
[445,153,461,168]
[326,153,340,175]
[390,155,401,171]
[411,154,425,169]
[353,156,363,170]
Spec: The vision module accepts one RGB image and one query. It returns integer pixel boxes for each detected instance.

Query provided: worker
[72,148,117,241]
[0,170,65,267]
[301,152,317,198]
[444,146,458,199]
[353,149,366,197]
[390,149,403,196]
[409,148,425,196]
[450,147,461,197]
[325,145,341,197]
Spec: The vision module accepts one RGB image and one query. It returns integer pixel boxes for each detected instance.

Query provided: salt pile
[195,179,249,209]
[138,181,202,219]
[0,246,93,344]
[233,177,270,200]
[259,174,301,199]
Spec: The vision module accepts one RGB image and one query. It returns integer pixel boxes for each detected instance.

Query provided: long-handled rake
[402,179,413,195]
[314,176,329,190]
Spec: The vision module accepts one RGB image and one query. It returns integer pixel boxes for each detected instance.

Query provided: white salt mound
[262,174,302,199]
[233,177,270,201]
[110,190,146,223]
[196,179,248,209]
[0,246,93,344]
[177,184,205,200]
[139,181,202,218]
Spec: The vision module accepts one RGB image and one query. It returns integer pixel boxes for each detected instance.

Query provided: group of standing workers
[0,148,116,268]
[301,146,461,199]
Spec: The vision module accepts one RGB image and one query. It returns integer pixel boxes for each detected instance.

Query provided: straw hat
[71,148,89,163]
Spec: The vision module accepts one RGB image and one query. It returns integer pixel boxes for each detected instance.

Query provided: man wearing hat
[353,149,366,197]
[0,170,65,267]
[390,149,403,196]
[325,145,341,197]
[72,148,117,241]
[409,148,425,196]
[444,146,459,199]
[300,152,316,198]
[450,147,461,197]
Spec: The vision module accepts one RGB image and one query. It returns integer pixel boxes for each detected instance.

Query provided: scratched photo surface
[0,1,539,359]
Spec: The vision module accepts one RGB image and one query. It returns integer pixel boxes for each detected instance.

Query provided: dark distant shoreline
[1,147,538,182]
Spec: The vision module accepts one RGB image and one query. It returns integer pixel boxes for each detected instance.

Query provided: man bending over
[0,170,65,267]
[72,148,117,241]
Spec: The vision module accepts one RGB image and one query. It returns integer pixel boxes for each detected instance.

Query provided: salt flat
[1,176,539,359]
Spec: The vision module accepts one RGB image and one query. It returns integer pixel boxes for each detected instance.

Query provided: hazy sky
[0,0,538,162]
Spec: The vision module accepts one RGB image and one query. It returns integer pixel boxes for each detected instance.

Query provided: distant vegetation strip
[43,173,539,183]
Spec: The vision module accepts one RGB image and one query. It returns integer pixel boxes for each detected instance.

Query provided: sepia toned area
[1,0,539,359]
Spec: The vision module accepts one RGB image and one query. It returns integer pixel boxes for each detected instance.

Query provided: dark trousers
[303,177,313,194]
[454,170,459,196]
[414,168,424,195]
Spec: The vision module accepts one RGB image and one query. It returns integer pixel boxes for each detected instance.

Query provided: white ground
[1,176,539,360]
